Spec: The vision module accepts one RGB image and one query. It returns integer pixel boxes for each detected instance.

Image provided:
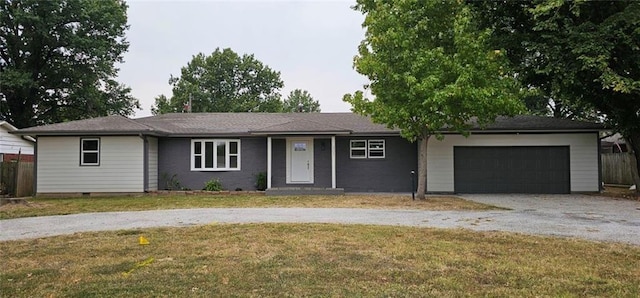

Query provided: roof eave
[249,131,352,135]
[438,128,604,134]
[347,131,401,136]
[10,130,165,137]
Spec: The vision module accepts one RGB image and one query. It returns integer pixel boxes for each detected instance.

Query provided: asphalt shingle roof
[134,113,396,136]
[15,115,157,135]
[13,113,603,136]
[472,115,604,131]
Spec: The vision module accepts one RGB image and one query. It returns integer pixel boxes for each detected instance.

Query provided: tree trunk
[625,131,640,196]
[416,135,431,200]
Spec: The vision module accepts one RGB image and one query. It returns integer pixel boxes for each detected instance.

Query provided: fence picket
[601,153,636,185]
[0,161,34,197]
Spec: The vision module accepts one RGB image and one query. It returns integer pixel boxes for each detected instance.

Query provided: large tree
[0,0,139,128]
[344,0,524,199]
[282,89,321,112]
[151,48,284,114]
[468,1,604,121]
[471,0,640,192]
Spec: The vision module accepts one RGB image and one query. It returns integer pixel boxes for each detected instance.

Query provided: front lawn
[1,224,638,297]
[0,194,503,219]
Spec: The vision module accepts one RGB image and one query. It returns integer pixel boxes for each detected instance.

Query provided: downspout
[33,137,38,196]
[597,132,603,192]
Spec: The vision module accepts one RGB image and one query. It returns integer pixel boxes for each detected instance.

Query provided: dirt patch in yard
[596,185,639,201]
[0,194,503,220]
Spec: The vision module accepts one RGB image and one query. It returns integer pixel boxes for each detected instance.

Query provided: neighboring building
[0,121,35,162]
[601,133,628,153]
[13,113,603,196]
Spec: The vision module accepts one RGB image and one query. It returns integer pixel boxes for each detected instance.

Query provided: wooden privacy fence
[0,161,34,197]
[601,153,637,185]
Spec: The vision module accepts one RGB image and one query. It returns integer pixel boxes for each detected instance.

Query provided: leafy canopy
[282,89,321,113]
[344,0,524,199]
[471,0,640,190]
[344,0,524,142]
[0,0,139,128]
[151,48,284,114]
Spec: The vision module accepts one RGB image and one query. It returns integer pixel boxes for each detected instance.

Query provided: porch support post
[331,136,336,188]
[267,136,272,189]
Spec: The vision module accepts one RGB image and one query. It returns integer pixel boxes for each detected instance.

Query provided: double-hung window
[350,139,385,159]
[368,140,385,158]
[349,140,367,158]
[191,139,240,171]
[80,138,100,166]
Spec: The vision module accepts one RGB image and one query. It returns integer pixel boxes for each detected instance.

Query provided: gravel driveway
[1,194,638,245]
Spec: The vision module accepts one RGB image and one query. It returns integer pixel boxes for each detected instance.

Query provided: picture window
[191,139,240,171]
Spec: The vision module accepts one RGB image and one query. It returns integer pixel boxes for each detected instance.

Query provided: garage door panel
[454,146,570,194]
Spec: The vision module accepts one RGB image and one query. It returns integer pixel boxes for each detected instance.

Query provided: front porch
[265,187,345,196]
[262,134,342,195]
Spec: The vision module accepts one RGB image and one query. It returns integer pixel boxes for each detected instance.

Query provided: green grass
[0,194,503,219]
[1,224,638,297]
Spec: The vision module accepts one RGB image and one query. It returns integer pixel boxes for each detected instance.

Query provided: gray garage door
[454,146,570,194]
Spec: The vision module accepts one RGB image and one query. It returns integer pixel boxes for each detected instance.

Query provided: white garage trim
[427,133,599,193]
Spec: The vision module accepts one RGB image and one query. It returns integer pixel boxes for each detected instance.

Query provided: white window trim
[368,139,385,159]
[191,139,241,171]
[350,139,385,159]
[350,140,367,159]
[80,138,100,166]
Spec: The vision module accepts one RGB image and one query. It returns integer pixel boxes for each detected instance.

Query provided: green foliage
[345,0,524,198]
[151,48,284,114]
[150,95,172,116]
[0,0,139,128]
[161,173,182,191]
[345,0,523,141]
[254,172,267,191]
[470,0,640,192]
[282,89,321,113]
[203,178,223,192]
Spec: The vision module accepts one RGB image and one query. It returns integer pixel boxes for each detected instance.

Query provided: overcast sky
[117,0,367,118]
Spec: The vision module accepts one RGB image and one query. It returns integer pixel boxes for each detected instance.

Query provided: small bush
[255,172,267,191]
[162,173,181,190]
[203,178,223,191]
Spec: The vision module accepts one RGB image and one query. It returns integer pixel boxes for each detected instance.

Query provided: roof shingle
[15,115,157,135]
[13,113,603,136]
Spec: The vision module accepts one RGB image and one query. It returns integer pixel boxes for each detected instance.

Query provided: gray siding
[336,136,417,192]
[158,137,266,191]
[271,138,332,188]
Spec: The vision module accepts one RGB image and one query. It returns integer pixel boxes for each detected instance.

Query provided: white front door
[287,138,314,184]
